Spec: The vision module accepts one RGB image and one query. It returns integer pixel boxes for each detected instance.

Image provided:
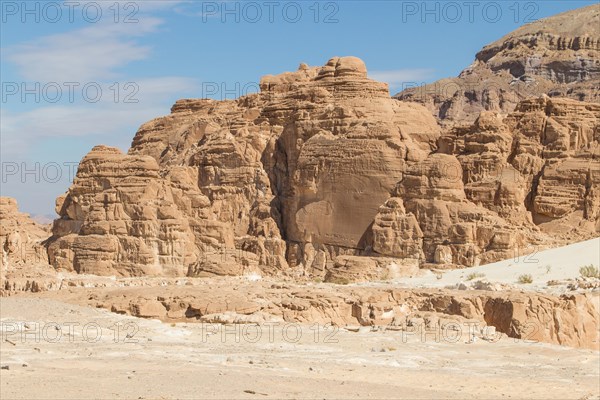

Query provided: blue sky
[1,0,596,217]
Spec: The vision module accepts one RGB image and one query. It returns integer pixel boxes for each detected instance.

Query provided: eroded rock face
[261,57,440,272]
[50,57,440,277]
[49,56,597,277]
[323,255,419,284]
[0,197,58,292]
[0,197,49,271]
[48,146,201,276]
[370,154,540,267]
[439,96,600,242]
[395,4,600,127]
[60,281,599,350]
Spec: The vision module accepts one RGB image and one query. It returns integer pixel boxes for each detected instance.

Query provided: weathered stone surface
[48,280,599,349]
[49,57,440,276]
[47,56,598,276]
[0,197,50,272]
[260,56,440,271]
[0,197,59,293]
[390,153,539,266]
[439,96,600,242]
[395,5,600,127]
[324,255,419,284]
[47,146,201,276]
[371,198,424,260]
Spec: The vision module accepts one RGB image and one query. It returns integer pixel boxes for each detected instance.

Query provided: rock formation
[439,96,600,242]
[0,197,49,271]
[48,57,441,277]
[0,197,58,292]
[55,280,599,350]
[395,4,600,127]
[46,53,599,277]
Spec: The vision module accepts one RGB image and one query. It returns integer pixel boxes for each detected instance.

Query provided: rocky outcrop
[395,4,600,127]
[48,54,598,277]
[49,57,442,277]
[439,96,600,241]
[260,57,440,274]
[0,197,57,293]
[0,197,49,271]
[48,146,200,276]
[52,280,599,349]
[323,255,419,284]
[389,153,540,266]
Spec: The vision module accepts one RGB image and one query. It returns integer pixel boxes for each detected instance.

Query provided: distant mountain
[394,4,600,126]
[31,214,55,225]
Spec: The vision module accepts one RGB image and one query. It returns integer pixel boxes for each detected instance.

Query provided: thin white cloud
[3,17,162,82]
[1,1,194,216]
[1,76,199,158]
[2,2,197,158]
[369,69,435,87]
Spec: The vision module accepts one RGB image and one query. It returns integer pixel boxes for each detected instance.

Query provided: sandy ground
[392,238,600,292]
[1,297,599,400]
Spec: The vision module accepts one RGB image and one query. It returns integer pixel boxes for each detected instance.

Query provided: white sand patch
[394,238,600,290]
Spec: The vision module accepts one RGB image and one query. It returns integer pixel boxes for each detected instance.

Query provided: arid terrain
[1,296,599,400]
[1,4,599,400]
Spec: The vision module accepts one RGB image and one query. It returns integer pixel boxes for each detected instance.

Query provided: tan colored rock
[44,279,599,349]
[0,197,50,272]
[395,5,600,127]
[47,56,598,276]
[50,57,440,277]
[47,146,201,276]
[482,293,599,349]
[371,198,424,260]
[391,153,537,266]
[130,299,167,318]
[260,56,439,270]
[440,96,600,242]
[324,255,419,284]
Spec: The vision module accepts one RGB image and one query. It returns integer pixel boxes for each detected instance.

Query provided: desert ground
[2,238,599,399]
[1,296,599,400]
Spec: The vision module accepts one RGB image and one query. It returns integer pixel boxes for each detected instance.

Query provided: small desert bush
[329,277,350,285]
[517,274,533,284]
[579,265,600,279]
[466,272,485,281]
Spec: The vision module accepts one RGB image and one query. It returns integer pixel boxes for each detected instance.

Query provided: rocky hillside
[45,56,600,278]
[395,4,600,127]
[0,197,49,271]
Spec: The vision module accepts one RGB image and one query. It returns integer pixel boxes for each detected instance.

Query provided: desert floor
[1,297,599,400]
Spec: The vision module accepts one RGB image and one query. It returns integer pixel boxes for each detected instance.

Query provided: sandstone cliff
[0,197,57,292]
[439,96,600,241]
[47,56,599,278]
[0,197,49,271]
[395,4,600,127]
[48,57,440,277]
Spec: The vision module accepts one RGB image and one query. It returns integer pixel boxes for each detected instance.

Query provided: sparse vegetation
[380,269,391,281]
[579,265,600,279]
[517,274,533,284]
[466,272,486,281]
[329,277,350,285]
[545,265,552,274]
